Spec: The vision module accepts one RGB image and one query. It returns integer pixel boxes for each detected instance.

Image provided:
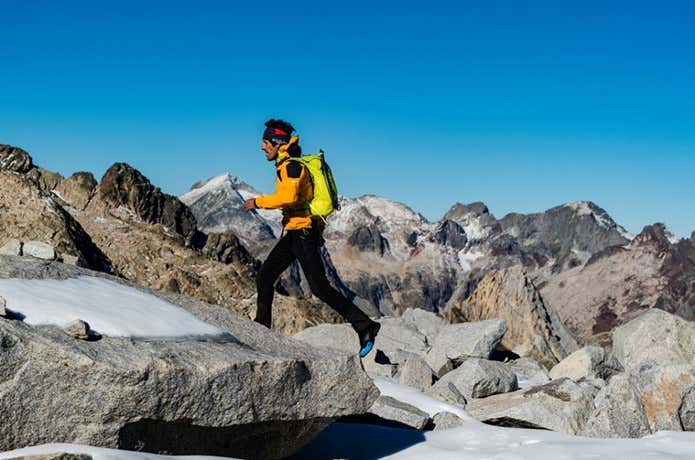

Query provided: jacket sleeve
[255,164,303,209]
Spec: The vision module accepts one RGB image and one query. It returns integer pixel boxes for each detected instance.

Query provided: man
[243,119,380,357]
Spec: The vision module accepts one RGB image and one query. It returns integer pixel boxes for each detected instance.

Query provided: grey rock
[60,254,84,267]
[581,374,651,438]
[400,307,447,344]
[0,256,378,459]
[0,239,23,256]
[680,386,695,431]
[368,395,430,430]
[397,354,434,392]
[507,357,550,389]
[376,317,429,357]
[466,378,595,435]
[292,323,396,378]
[432,411,465,430]
[348,223,390,255]
[425,319,507,377]
[0,145,34,173]
[292,323,358,354]
[613,309,695,370]
[549,346,623,382]
[62,319,93,340]
[428,358,518,403]
[630,364,695,432]
[22,241,56,260]
[201,232,258,268]
[0,295,6,317]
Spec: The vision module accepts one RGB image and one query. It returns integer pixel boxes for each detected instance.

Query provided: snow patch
[0,444,230,460]
[457,250,484,272]
[0,276,225,338]
[370,375,475,421]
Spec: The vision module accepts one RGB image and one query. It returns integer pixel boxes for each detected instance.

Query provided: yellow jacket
[255,141,314,230]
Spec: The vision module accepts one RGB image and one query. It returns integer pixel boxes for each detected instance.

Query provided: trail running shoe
[359,322,381,358]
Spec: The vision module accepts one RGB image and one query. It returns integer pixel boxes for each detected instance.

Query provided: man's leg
[292,228,375,334]
[255,234,295,328]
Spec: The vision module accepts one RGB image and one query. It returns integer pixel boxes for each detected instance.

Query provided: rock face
[0,171,110,272]
[98,163,202,247]
[630,364,695,432]
[498,201,631,273]
[465,378,596,435]
[444,266,573,368]
[612,309,695,371]
[581,374,651,438]
[541,224,695,346]
[0,256,378,459]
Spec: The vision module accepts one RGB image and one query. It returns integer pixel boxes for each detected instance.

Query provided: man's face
[261,139,280,161]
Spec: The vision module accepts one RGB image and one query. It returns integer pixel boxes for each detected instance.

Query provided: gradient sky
[2,1,694,237]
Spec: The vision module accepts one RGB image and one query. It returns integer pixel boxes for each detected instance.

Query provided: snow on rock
[0,276,225,338]
[457,250,484,272]
[0,443,234,460]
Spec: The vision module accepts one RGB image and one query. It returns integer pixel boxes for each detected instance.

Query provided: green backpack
[292,150,340,222]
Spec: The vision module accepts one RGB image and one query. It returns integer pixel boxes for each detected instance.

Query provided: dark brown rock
[0,145,33,173]
[98,163,200,246]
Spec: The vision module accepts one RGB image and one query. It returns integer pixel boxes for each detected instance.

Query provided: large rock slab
[612,309,695,371]
[367,395,431,430]
[507,357,550,389]
[444,266,572,368]
[0,240,23,257]
[0,256,378,459]
[581,373,651,438]
[374,317,429,357]
[397,354,434,392]
[22,241,56,261]
[466,378,595,435]
[428,358,518,404]
[400,308,447,344]
[549,346,622,382]
[425,319,506,377]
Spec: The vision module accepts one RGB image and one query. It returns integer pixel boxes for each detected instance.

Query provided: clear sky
[2,1,694,237]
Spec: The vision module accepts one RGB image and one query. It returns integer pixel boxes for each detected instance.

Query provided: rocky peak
[54,171,98,210]
[442,201,500,242]
[431,220,468,249]
[499,201,631,273]
[631,223,673,254]
[98,163,201,247]
[444,201,491,220]
[0,144,33,173]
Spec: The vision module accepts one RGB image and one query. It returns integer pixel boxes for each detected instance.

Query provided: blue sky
[2,1,694,237]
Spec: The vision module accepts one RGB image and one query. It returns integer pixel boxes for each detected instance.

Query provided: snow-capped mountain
[181,172,693,346]
[180,173,281,256]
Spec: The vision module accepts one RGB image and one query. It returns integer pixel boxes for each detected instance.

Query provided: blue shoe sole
[359,341,374,358]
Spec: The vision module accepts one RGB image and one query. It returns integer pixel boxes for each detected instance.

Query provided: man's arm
[254,162,304,209]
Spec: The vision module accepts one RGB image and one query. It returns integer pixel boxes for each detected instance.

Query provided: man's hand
[244,198,257,211]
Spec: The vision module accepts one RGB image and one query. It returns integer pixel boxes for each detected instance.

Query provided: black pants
[255,226,373,334]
